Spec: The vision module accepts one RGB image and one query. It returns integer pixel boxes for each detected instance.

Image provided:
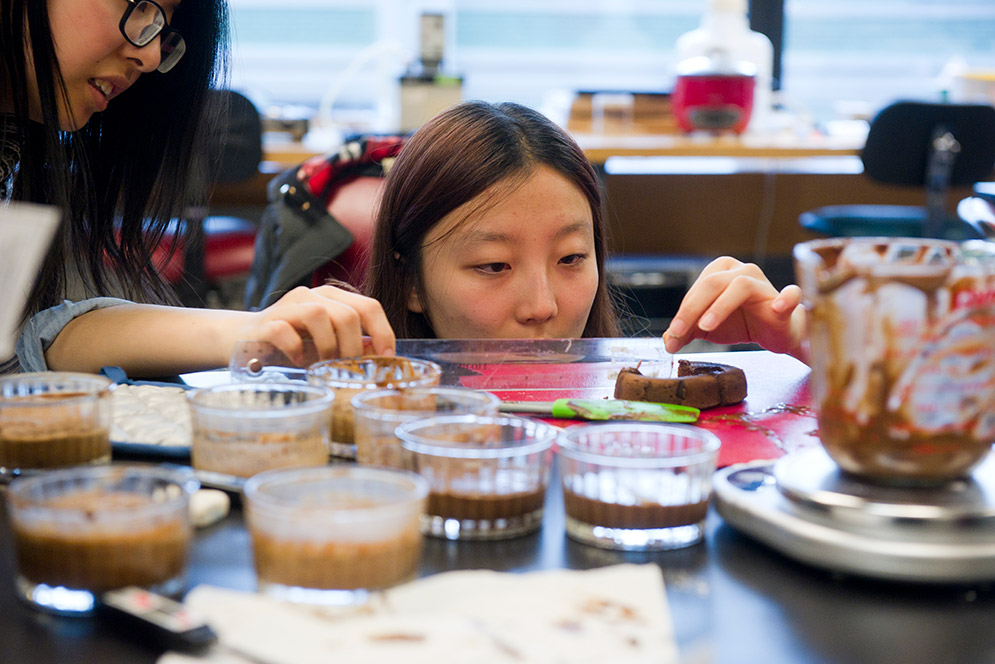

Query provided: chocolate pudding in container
[0,372,112,472]
[307,356,442,458]
[795,238,995,484]
[396,414,557,540]
[6,464,198,615]
[243,466,427,605]
[187,382,334,478]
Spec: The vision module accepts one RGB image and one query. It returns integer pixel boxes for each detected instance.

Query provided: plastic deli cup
[243,466,428,605]
[6,464,198,615]
[396,414,557,541]
[557,422,720,551]
[306,356,442,458]
[187,382,334,478]
[795,238,995,484]
[0,372,112,472]
[352,387,501,468]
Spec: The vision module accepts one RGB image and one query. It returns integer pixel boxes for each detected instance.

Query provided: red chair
[310,175,385,289]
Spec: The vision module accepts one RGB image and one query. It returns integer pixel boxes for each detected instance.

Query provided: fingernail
[664,336,680,354]
[699,312,717,331]
[772,297,788,313]
[668,318,688,338]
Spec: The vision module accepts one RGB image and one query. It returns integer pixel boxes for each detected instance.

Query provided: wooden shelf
[264,132,862,170]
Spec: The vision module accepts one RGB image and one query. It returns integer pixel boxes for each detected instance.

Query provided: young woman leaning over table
[1,0,395,377]
[365,100,808,363]
[363,100,621,341]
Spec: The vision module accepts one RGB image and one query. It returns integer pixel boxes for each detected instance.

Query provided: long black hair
[1,0,230,315]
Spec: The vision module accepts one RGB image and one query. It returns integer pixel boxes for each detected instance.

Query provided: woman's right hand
[234,285,396,365]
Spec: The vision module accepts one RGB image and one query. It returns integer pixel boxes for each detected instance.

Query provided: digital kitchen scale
[713,447,995,583]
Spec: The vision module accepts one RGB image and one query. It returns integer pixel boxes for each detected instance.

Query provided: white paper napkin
[158,564,678,664]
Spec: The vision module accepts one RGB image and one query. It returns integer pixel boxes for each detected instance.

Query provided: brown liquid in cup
[12,490,190,593]
[427,487,546,521]
[313,356,441,448]
[0,391,110,469]
[817,401,991,482]
[251,526,422,591]
[192,431,327,478]
[0,424,110,468]
[563,489,709,529]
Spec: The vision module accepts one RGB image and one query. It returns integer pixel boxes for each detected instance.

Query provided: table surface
[4,350,995,664]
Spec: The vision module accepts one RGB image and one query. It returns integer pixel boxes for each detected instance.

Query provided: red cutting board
[452,350,816,468]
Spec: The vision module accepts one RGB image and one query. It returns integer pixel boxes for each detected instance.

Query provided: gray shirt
[14,297,130,373]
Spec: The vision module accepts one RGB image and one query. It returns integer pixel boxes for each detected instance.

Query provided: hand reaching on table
[235,285,396,365]
[45,284,397,377]
[662,257,809,363]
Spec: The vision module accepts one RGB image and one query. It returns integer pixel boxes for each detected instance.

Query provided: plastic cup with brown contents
[243,466,428,606]
[795,238,995,485]
[5,464,199,615]
[306,356,442,459]
[352,387,501,468]
[556,422,720,551]
[396,414,558,541]
[186,382,334,479]
[0,372,113,474]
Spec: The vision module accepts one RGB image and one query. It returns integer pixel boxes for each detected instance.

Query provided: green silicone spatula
[499,398,699,423]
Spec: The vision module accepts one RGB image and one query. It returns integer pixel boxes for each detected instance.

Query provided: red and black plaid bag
[244,135,406,310]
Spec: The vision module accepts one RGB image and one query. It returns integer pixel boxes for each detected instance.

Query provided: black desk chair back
[800,101,995,240]
[171,89,263,307]
[213,90,264,185]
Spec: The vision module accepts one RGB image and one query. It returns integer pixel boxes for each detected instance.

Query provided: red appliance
[672,54,756,134]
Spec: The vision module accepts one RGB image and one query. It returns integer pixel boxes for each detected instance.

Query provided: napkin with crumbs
[158,564,678,664]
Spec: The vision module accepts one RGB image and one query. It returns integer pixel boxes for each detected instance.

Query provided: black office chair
[168,90,263,307]
[800,101,995,240]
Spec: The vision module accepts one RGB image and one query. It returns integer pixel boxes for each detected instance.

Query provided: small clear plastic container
[306,356,442,458]
[352,387,501,468]
[396,414,557,541]
[0,372,112,473]
[243,466,428,605]
[557,423,720,551]
[6,464,198,615]
[187,382,333,478]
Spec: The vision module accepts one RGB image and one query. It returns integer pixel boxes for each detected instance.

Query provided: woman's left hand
[662,257,808,363]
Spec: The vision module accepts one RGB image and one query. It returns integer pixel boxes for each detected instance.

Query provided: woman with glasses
[2,0,394,376]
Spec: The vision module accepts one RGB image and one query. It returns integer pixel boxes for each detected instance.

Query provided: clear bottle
[675,0,774,132]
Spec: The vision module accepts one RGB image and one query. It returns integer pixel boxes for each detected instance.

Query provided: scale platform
[713,447,995,583]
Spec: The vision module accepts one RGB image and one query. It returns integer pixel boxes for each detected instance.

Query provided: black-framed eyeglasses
[119,0,186,74]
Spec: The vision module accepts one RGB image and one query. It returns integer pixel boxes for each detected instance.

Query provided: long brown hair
[364,100,620,338]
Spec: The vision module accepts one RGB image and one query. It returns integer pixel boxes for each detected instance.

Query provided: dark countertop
[5,350,995,663]
[4,473,995,664]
